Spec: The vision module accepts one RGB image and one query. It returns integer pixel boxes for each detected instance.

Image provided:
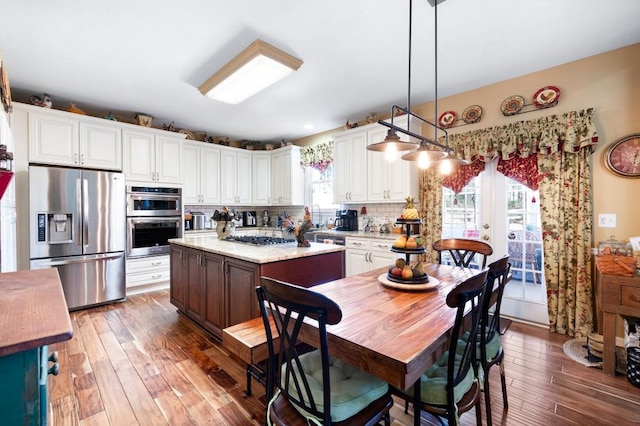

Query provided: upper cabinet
[366,116,420,202]
[271,146,304,206]
[333,116,420,204]
[220,146,252,205]
[123,129,184,185]
[183,141,221,205]
[252,152,271,206]
[28,108,122,170]
[332,130,367,203]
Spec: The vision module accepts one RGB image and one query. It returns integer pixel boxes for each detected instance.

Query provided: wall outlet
[598,213,617,228]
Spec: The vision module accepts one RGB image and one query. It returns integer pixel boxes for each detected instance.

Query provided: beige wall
[296,42,640,246]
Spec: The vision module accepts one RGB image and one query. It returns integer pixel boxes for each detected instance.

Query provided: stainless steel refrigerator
[29,165,126,310]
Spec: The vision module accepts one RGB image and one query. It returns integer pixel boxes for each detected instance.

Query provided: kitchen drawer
[345,237,371,250]
[369,239,394,253]
[126,255,170,272]
[127,269,170,287]
[621,286,640,309]
[126,255,170,288]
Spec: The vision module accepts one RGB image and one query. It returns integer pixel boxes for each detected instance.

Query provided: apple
[391,267,402,277]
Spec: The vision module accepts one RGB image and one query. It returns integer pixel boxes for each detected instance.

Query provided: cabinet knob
[48,351,58,363]
[482,235,490,241]
[48,363,60,376]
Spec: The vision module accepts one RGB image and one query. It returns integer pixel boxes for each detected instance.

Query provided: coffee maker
[334,209,358,231]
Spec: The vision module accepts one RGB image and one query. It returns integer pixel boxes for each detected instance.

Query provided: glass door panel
[440,160,548,324]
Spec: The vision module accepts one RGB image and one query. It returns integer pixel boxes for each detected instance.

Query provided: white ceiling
[2,0,640,142]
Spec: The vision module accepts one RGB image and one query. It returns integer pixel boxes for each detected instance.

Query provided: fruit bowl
[386,273,429,284]
[387,264,429,284]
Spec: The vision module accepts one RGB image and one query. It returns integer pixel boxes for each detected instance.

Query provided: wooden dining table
[223,263,484,392]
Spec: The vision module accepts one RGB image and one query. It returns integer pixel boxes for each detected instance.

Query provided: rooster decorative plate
[500,95,525,116]
[438,111,457,129]
[533,86,560,108]
[462,105,482,124]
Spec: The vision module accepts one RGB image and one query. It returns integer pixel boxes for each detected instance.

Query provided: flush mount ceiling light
[368,0,457,170]
[198,39,303,105]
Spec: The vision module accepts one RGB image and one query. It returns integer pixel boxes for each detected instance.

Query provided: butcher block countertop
[169,235,346,264]
[0,269,73,357]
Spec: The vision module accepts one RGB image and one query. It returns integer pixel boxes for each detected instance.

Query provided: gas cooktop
[223,235,296,245]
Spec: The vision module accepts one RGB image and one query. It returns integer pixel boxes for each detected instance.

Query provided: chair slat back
[257,277,342,424]
[445,269,489,400]
[433,238,493,269]
[483,255,511,343]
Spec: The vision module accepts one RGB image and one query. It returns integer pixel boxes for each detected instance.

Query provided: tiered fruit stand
[378,219,440,291]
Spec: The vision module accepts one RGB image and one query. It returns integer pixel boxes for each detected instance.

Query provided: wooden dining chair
[391,269,489,426]
[433,238,493,269]
[256,277,393,426]
[480,255,511,426]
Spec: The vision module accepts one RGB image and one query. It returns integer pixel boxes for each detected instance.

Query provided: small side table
[596,267,640,375]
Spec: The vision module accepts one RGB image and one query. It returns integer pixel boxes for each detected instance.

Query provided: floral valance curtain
[300,140,333,172]
[441,108,597,193]
[429,107,599,338]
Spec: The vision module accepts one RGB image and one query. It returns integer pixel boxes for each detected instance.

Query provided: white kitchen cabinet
[332,116,420,204]
[28,108,122,170]
[345,237,397,277]
[220,147,252,205]
[366,115,420,202]
[271,146,304,206]
[123,128,184,185]
[126,254,170,293]
[332,130,367,203]
[183,141,221,205]
[252,152,271,205]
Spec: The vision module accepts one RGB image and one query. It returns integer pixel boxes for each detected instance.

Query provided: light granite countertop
[169,235,346,264]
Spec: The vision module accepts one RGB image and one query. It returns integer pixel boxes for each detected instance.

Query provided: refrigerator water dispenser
[37,212,73,243]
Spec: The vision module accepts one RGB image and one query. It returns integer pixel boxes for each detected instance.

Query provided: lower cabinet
[345,237,397,277]
[126,255,170,291]
[0,345,56,425]
[170,245,345,339]
[170,246,258,340]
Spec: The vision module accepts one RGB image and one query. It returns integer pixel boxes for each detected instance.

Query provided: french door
[441,160,548,325]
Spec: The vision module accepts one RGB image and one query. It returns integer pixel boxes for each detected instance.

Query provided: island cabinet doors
[202,253,225,337]
[225,258,260,328]
[169,245,259,340]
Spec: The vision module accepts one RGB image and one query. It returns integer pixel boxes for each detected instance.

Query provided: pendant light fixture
[367,0,452,169]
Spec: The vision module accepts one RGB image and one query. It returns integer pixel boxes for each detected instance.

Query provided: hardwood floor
[48,289,640,425]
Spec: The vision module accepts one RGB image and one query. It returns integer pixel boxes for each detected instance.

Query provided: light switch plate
[598,213,617,228]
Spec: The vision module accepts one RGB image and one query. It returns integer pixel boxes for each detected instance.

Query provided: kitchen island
[169,235,345,340]
[0,269,73,425]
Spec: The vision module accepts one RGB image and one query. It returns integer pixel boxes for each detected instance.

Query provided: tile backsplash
[184,203,406,230]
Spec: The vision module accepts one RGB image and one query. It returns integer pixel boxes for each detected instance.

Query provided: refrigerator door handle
[32,252,124,266]
[83,178,89,250]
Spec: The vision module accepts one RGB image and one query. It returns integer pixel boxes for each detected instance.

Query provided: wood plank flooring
[48,289,640,425]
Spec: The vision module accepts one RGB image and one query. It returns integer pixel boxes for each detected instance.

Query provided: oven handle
[128,217,181,225]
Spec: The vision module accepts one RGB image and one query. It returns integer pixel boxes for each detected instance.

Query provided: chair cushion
[282,349,389,422]
[483,329,502,362]
[461,328,502,362]
[399,349,475,406]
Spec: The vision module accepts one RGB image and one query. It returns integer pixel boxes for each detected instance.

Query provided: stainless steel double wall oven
[126,186,182,257]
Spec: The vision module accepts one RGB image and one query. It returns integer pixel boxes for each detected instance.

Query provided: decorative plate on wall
[438,111,457,128]
[500,95,525,116]
[462,105,482,124]
[533,86,560,108]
